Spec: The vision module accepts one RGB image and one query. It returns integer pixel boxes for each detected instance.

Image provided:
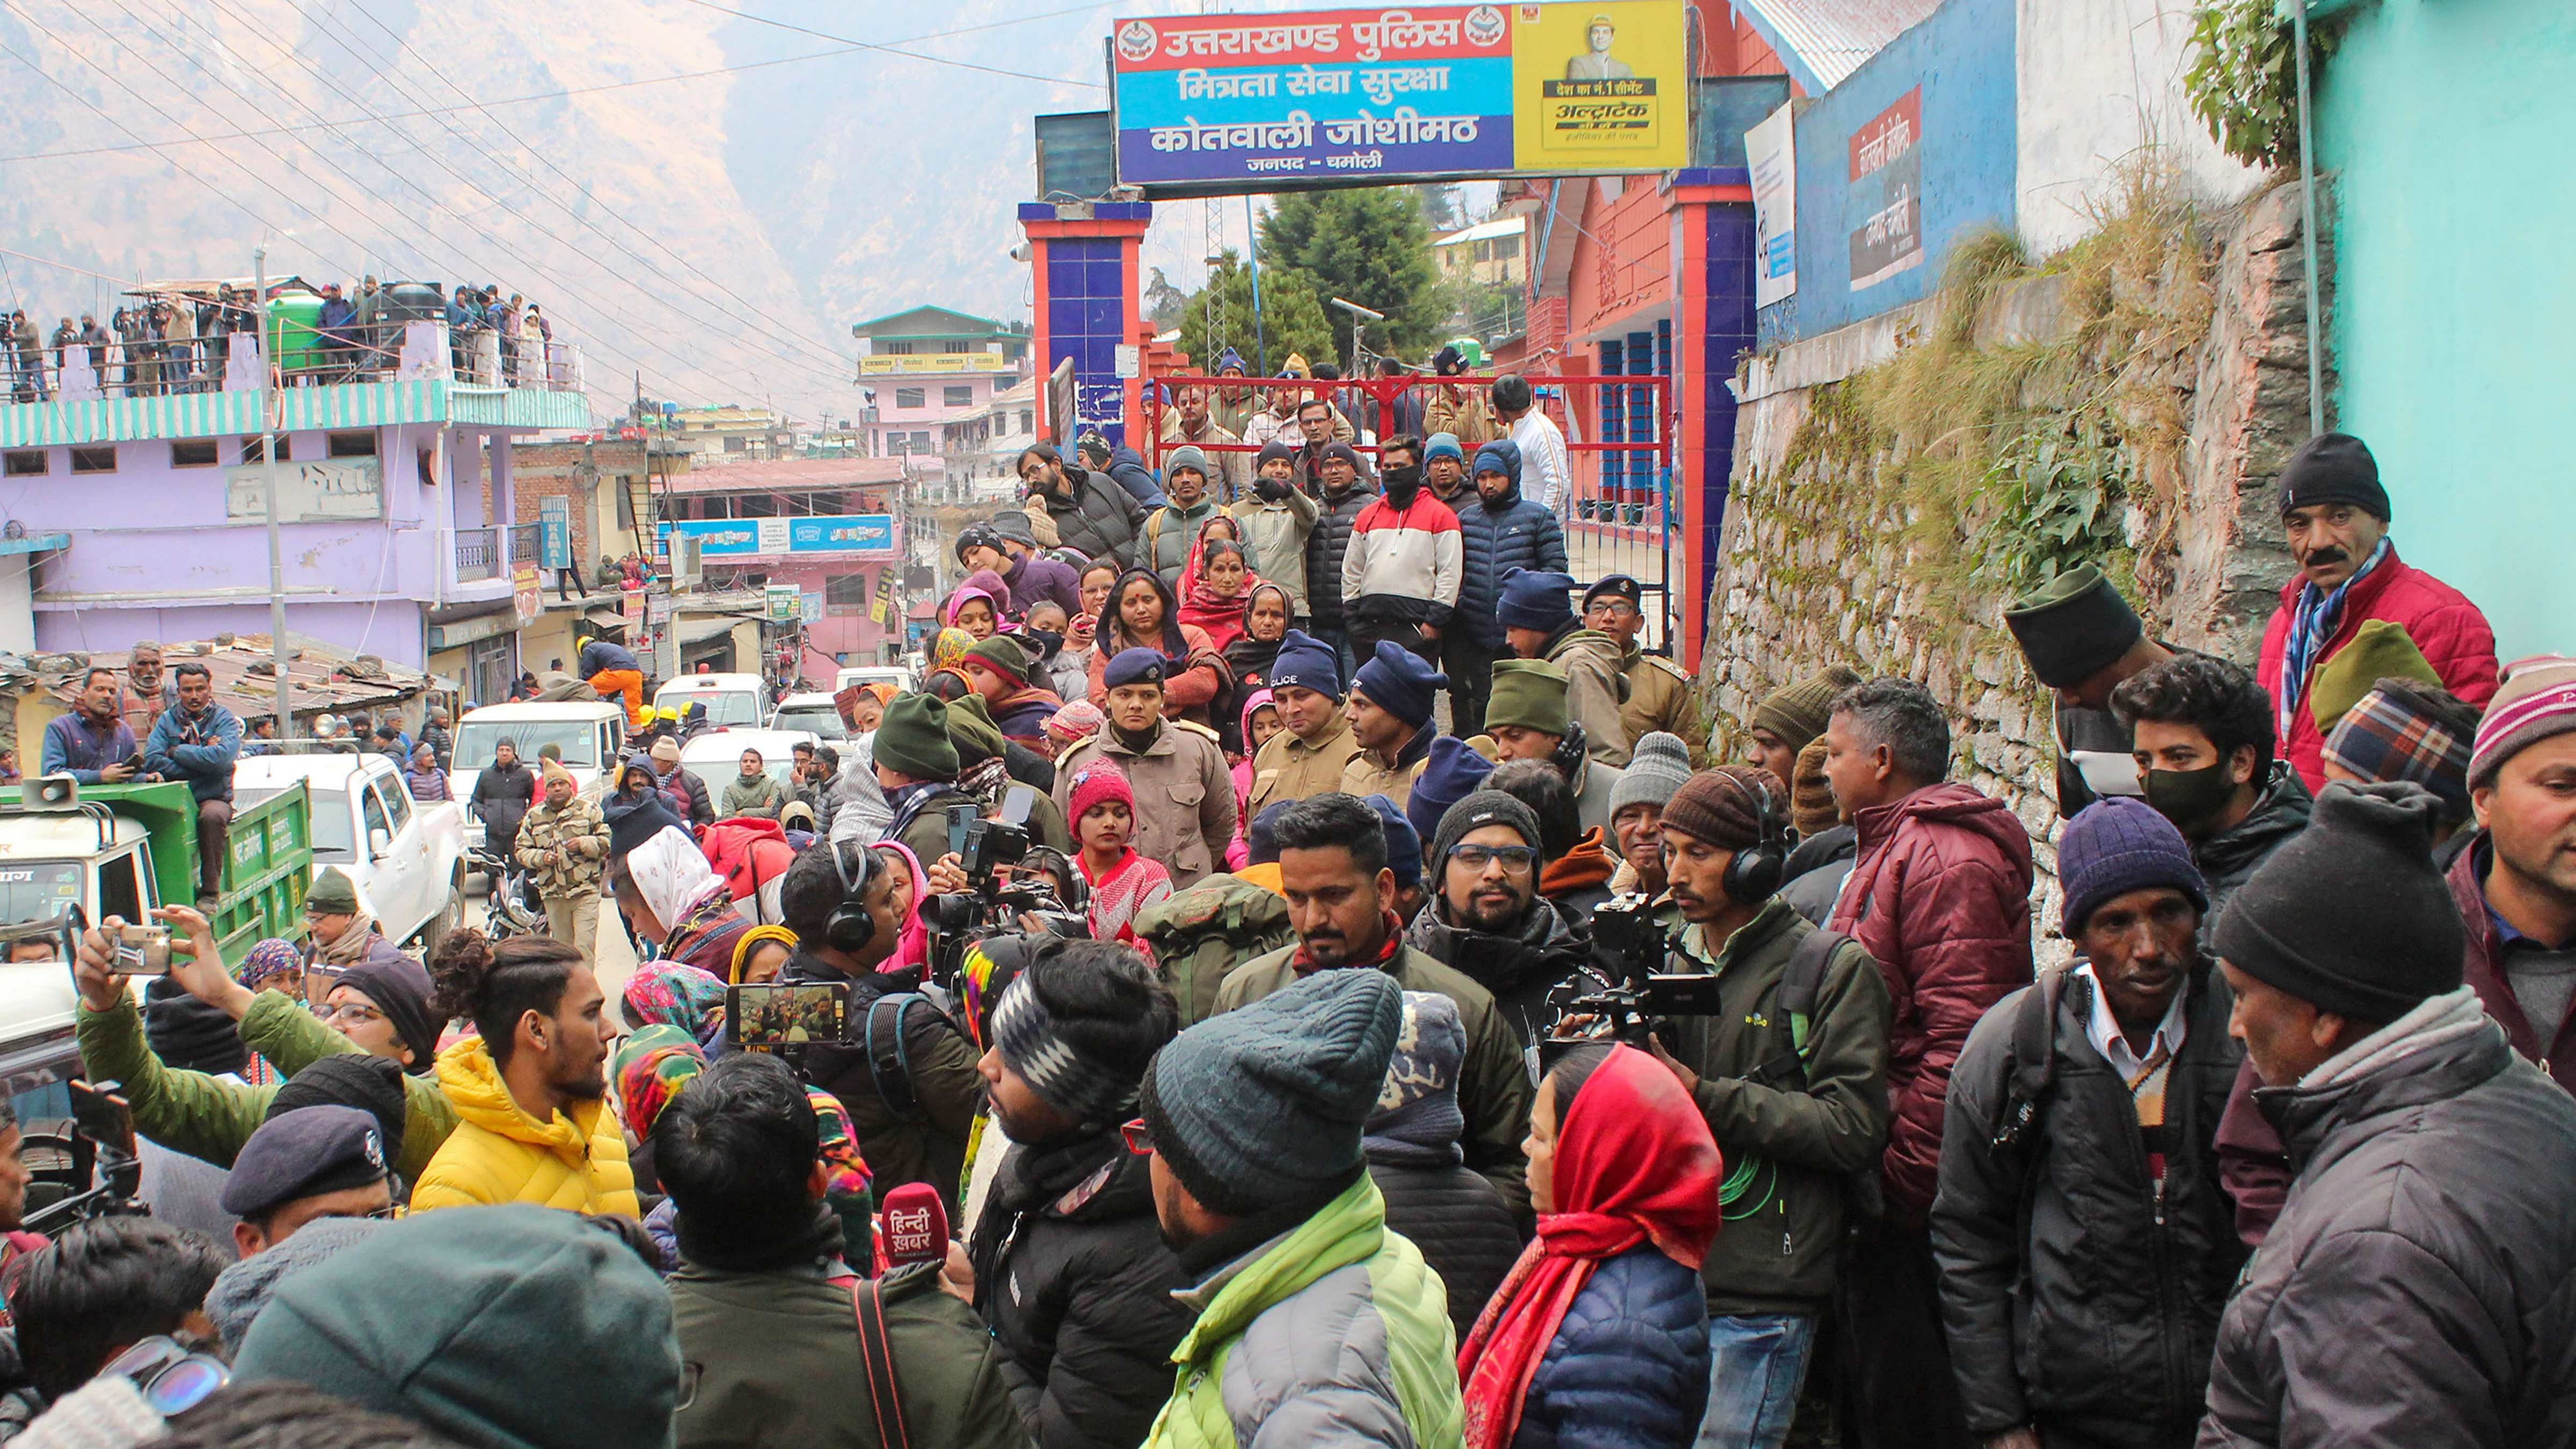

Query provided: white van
[656,673,768,729]
[447,701,628,846]
[833,665,913,696]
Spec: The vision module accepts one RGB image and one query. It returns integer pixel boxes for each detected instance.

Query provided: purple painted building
[0,323,587,691]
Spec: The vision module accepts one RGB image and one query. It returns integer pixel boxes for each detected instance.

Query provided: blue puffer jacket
[1511,1243,1712,1449]
[1454,441,1568,649]
[1107,446,1169,510]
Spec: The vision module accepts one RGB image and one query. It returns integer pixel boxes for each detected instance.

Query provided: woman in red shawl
[1085,565,1231,726]
[1177,536,1262,653]
[1458,1042,1720,1449]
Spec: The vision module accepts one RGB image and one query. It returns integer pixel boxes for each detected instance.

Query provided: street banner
[512,564,541,624]
[655,514,898,560]
[539,496,572,570]
[1849,87,1924,292]
[1109,1,1687,195]
[1746,101,1798,309]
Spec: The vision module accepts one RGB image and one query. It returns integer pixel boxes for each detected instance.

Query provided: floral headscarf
[611,1024,706,1140]
[929,627,977,676]
[238,937,304,992]
[622,960,729,1045]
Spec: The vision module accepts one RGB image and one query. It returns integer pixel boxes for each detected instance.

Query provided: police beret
[220,1106,390,1221]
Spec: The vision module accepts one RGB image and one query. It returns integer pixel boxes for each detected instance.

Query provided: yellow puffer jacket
[411,1037,638,1216]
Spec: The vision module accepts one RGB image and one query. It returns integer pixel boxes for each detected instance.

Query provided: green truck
[0,779,313,1122]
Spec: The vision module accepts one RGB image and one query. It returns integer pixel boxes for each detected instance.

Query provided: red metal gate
[1140,371,1679,653]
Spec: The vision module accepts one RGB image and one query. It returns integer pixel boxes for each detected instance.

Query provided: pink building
[851,306,1030,470]
[652,456,910,668]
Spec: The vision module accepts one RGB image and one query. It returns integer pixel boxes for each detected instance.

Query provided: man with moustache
[2256,433,2498,789]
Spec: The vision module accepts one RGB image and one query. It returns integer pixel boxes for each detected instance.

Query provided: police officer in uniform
[1583,575,1702,762]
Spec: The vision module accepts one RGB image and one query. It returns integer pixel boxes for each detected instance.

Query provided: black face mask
[1382,462,1422,504]
[2144,759,2241,837]
[1024,627,1063,660]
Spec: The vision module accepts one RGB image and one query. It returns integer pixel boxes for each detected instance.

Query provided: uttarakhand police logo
[1116,20,1158,62]
[1464,6,1508,46]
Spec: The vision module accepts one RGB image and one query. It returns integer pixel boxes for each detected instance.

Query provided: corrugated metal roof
[1733,0,1946,92]
[1434,216,1529,247]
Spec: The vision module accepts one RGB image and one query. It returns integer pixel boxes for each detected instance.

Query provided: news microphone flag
[876,1181,949,1272]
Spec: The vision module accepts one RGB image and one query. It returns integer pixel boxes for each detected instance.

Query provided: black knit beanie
[2278,431,2392,522]
[145,978,249,1075]
[269,1054,410,1168]
[2212,781,2463,1022]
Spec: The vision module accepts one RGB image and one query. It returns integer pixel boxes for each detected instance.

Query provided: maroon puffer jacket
[1829,782,2035,1221]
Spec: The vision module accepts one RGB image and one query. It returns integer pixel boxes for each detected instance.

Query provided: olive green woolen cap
[1486,658,1571,737]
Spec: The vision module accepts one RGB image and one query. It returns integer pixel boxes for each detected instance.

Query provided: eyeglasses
[1450,843,1538,874]
[323,1001,385,1027]
[1119,1117,1156,1157]
[101,1335,230,1417]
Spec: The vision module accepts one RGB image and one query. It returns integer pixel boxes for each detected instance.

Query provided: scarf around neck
[2278,536,2392,736]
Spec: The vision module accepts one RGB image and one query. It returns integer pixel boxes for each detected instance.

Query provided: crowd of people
[0,277,552,401]
[2,423,2571,1449]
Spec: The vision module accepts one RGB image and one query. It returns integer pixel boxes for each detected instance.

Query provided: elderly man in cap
[2003,564,2180,814]
[1245,629,1361,819]
[1485,658,1626,838]
[1341,640,1446,808]
[2199,781,2576,1446]
[1499,568,1631,765]
[1935,798,2245,1449]
[2254,432,2499,789]
[2448,655,2576,1093]
[221,1106,395,1258]
[1585,574,1700,756]
[1053,649,1236,890]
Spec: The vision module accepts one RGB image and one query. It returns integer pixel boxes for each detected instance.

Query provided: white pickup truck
[236,752,469,955]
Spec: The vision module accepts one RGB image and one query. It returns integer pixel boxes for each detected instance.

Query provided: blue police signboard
[656,514,899,560]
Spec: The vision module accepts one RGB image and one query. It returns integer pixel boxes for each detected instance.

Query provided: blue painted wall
[2316,0,2573,660]
[1756,0,2018,345]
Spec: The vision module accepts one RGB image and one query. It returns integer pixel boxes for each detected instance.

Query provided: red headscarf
[1457,1044,1724,1449]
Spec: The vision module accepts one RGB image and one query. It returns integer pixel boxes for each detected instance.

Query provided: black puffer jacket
[1302,476,1378,634]
[2193,764,2311,928]
[1407,896,1603,1047]
[1036,467,1146,570]
[1931,964,2245,1449]
[1369,1152,1523,1343]
[968,1133,1194,1449]
[2200,1005,2576,1447]
[1449,443,1567,650]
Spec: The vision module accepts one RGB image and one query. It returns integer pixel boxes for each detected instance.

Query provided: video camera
[923,788,1091,985]
[1544,894,1725,1061]
[20,1080,148,1235]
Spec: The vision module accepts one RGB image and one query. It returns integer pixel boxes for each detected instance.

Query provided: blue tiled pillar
[1699,202,1758,609]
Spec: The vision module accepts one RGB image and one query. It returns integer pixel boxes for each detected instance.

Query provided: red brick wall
[511,441,651,567]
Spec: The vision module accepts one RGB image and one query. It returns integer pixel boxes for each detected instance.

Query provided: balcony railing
[14,321,586,404]
[505,522,541,570]
[455,526,501,583]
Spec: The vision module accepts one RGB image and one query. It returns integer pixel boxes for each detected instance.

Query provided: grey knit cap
[1430,789,1543,869]
[1610,731,1692,817]
[206,1216,384,1352]
[1141,965,1400,1216]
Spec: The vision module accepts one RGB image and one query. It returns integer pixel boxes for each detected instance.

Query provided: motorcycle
[470,842,545,941]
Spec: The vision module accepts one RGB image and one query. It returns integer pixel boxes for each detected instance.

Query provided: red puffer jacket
[1829,782,2035,1223]
[2256,547,2499,789]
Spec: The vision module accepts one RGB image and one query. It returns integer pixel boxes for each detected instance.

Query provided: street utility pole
[255,248,291,737]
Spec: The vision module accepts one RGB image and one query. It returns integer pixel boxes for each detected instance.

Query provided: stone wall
[1704,180,2326,946]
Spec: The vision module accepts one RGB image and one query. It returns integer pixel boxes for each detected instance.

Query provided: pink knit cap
[1067,759,1135,824]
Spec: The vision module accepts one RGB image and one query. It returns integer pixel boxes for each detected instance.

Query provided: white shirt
[2074,961,2188,1079]
[1509,407,1572,513]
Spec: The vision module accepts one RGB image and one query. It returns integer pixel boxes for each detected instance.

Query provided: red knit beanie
[1067,759,1135,824]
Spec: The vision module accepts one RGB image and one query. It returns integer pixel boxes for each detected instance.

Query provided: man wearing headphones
[774,839,983,1215]
[1644,765,1893,1449]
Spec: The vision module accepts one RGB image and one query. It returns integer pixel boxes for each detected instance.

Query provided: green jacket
[1130,873,1294,1028]
[1143,1174,1463,1449]
[74,988,461,1183]
[1213,944,1531,1217]
[671,1258,1028,1449]
[721,773,785,820]
[1667,897,1892,1315]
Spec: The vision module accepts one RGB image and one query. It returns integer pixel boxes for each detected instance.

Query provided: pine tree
[1257,188,1447,361]
[1174,250,1339,375]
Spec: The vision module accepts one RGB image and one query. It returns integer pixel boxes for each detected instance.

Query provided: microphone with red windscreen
[874,1181,951,1274]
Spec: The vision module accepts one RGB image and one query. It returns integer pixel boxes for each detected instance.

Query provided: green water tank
[266,289,323,378]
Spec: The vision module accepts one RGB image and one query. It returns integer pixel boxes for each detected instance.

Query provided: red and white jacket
[1340,490,1463,628]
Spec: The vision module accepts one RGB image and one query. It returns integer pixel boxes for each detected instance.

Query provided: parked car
[768,692,847,740]
[678,728,819,816]
[236,752,468,957]
[656,673,767,729]
[447,701,627,847]
[833,665,912,696]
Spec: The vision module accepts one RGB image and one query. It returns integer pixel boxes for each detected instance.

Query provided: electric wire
[675,0,1108,90]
